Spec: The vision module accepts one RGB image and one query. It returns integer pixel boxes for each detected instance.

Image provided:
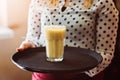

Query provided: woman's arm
[85,0,119,77]
[24,0,41,47]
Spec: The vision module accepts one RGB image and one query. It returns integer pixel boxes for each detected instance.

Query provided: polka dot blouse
[24,0,119,77]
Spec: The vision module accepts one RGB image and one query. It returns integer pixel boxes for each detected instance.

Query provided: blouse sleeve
[24,0,42,47]
[85,0,119,77]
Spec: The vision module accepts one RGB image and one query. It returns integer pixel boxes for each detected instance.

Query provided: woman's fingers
[16,42,36,52]
[16,48,24,52]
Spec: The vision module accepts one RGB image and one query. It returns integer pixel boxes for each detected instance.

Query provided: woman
[17,0,119,80]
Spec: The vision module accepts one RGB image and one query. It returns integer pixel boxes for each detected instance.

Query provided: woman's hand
[16,42,36,52]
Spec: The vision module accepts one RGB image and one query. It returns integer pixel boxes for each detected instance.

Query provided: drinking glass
[44,25,66,62]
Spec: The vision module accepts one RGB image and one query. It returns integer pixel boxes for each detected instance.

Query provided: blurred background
[0,0,32,80]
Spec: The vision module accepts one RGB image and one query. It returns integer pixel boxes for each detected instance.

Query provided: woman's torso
[36,0,102,50]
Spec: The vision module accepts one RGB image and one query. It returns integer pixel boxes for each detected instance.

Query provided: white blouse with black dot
[24,0,119,77]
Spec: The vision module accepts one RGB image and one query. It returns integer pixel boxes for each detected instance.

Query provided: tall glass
[44,25,66,62]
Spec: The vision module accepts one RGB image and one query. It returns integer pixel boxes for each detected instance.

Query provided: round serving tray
[11,47,102,73]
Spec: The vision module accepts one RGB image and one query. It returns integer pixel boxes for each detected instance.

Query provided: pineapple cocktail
[45,25,66,62]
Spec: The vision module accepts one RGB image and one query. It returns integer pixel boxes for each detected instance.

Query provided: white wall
[0,0,8,27]
[0,0,32,80]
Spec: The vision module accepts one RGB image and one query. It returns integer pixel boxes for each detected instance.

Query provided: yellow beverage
[45,25,66,62]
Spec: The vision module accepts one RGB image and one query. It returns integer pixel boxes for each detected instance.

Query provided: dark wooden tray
[11,47,102,73]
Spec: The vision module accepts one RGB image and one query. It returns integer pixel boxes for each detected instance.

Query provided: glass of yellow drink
[44,25,66,62]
